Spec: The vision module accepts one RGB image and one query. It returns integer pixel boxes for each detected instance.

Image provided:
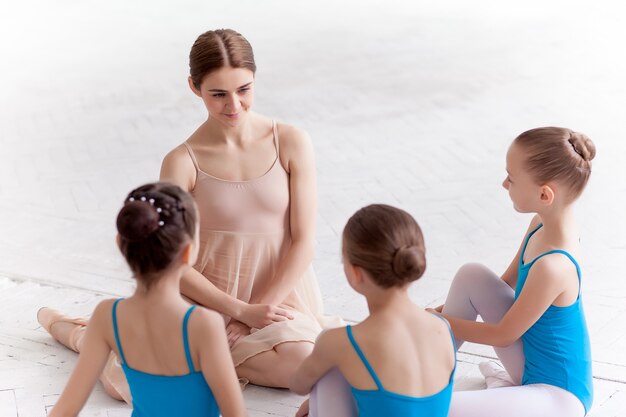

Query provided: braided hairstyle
[513,127,596,200]
[343,204,426,288]
[116,182,198,288]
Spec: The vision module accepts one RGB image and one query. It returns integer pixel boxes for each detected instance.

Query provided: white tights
[308,263,585,417]
[309,368,357,417]
[445,263,585,417]
[450,383,585,417]
[442,263,525,384]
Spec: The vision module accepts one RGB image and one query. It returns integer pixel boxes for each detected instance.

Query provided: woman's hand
[225,320,251,348]
[238,303,294,329]
[295,398,310,417]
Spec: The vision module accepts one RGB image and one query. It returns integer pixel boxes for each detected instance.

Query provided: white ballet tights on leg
[309,368,357,417]
[442,263,525,384]
[444,263,585,417]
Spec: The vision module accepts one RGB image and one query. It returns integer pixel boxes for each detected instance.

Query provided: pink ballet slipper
[37,307,89,352]
[238,377,250,391]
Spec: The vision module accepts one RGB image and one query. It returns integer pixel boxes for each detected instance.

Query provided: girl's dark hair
[116,182,197,288]
[343,204,426,288]
[514,127,596,200]
[189,29,256,89]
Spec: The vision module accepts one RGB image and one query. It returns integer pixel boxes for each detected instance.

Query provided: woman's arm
[160,146,244,316]
[443,254,571,347]
[180,267,246,319]
[250,125,317,306]
[161,146,291,328]
[290,329,338,395]
[48,301,114,417]
[195,308,247,417]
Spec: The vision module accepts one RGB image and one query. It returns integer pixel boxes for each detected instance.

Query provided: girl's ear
[180,242,194,265]
[540,184,556,206]
[347,263,366,286]
[115,233,122,248]
[353,265,365,283]
[188,77,202,97]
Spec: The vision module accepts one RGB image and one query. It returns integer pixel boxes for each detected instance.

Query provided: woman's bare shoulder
[160,143,196,190]
[274,121,314,170]
[162,143,193,165]
[275,122,311,146]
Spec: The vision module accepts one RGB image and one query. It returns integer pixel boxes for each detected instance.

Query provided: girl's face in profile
[502,144,541,213]
[192,66,255,127]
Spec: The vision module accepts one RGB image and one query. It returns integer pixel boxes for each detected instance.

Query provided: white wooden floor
[1,0,625,416]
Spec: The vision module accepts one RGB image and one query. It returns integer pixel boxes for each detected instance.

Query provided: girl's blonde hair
[514,127,596,199]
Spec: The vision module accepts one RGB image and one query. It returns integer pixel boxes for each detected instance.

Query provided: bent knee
[453,263,497,285]
[237,342,313,387]
[100,376,126,402]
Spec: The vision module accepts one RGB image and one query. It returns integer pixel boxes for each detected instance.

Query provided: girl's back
[112,299,200,376]
[291,204,455,417]
[110,298,221,417]
[46,182,245,417]
[338,308,455,397]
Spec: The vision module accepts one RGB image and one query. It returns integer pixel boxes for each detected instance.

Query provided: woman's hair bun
[116,201,159,242]
[568,131,596,162]
[392,245,426,280]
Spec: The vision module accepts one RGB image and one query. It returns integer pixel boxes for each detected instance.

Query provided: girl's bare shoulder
[189,305,223,327]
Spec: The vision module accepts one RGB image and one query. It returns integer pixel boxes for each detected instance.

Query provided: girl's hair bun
[392,245,426,280]
[568,131,596,162]
[343,204,426,288]
[115,182,198,289]
[116,201,159,242]
[513,127,596,200]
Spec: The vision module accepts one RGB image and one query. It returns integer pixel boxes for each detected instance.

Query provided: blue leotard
[345,317,456,417]
[112,299,220,417]
[515,224,593,413]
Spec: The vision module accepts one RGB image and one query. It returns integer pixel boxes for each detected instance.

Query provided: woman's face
[191,66,255,127]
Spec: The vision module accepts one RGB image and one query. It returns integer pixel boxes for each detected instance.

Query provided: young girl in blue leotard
[290,204,456,417]
[44,182,246,417]
[435,127,595,417]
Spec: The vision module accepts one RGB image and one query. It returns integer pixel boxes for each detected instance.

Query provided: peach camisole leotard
[182,121,330,366]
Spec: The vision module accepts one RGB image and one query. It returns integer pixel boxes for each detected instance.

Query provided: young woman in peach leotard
[38,29,332,402]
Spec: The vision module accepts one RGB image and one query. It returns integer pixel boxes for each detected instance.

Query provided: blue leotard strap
[519,223,544,267]
[520,224,582,295]
[528,249,581,279]
[528,249,582,296]
[183,305,198,373]
[430,313,457,376]
[346,325,384,390]
[112,298,128,365]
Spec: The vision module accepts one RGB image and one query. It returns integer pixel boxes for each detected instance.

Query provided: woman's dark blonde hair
[189,29,256,89]
[514,127,596,200]
[343,204,426,288]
